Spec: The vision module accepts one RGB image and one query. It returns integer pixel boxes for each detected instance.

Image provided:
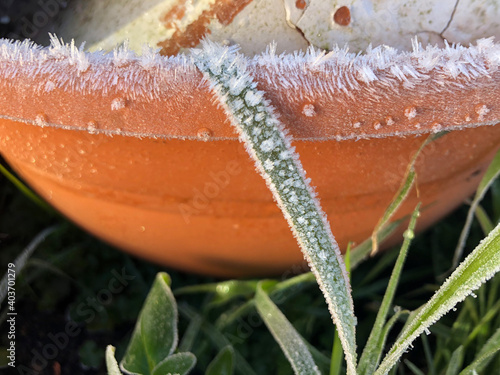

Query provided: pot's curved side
[1,39,500,275]
[1,117,498,276]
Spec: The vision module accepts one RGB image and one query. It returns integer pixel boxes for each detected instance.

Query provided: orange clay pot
[1,39,500,276]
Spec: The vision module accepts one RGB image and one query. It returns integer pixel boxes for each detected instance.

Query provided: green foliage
[119,272,196,375]
[205,346,235,375]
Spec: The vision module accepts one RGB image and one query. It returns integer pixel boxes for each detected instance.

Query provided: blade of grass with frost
[474,204,495,235]
[192,40,356,374]
[445,346,464,375]
[0,225,58,304]
[358,205,420,375]
[106,346,123,375]
[459,328,500,374]
[255,281,321,375]
[371,133,445,254]
[374,221,500,375]
[452,148,500,270]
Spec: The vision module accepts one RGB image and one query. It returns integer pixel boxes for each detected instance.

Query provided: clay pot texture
[0,38,499,276]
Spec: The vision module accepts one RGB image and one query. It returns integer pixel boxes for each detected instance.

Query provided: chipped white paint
[46,0,500,56]
[207,0,309,55]
[52,0,184,53]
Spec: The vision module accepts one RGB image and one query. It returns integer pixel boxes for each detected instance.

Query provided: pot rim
[0,35,499,141]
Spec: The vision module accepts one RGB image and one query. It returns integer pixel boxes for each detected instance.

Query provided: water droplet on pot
[432,122,442,131]
[353,122,361,128]
[465,114,472,122]
[373,121,382,130]
[197,128,213,141]
[35,113,48,127]
[475,104,490,120]
[404,106,417,120]
[87,121,98,134]
[385,116,395,126]
[302,103,316,117]
[333,6,351,26]
[111,97,126,111]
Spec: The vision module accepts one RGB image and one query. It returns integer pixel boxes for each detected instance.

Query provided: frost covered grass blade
[451,147,500,271]
[192,40,357,374]
[374,220,500,375]
[358,205,420,375]
[255,282,321,375]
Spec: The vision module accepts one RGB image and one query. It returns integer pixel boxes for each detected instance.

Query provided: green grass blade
[330,328,344,375]
[175,280,261,306]
[358,205,420,375]
[106,345,123,375]
[178,314,202,352]
[452,148,500,270]
[254,282,321,375]
[375,221,500,375]
[331,247,350,375]
[0,225,58,304]
[404,359,425,375]
[474,204,495,235]
[351,220,402,270]
[445,346,464,375]
[206,346,235,375]
[178,303,257,375]
[193,41,357,374]
[0,162,54,213]
[459,329,500,374]
[371,133,444,254]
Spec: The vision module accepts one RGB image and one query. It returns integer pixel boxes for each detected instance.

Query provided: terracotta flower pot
[0,34,499,276]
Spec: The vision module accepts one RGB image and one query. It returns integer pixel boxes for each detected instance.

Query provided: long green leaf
[254,282,321,375]
[0,225,58,304]
[193,40,357,374]
[452,148,500,270]
[151,352,196,375]
[375,221,500,375]
[358,205,420,375]
[121,273,178,374]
